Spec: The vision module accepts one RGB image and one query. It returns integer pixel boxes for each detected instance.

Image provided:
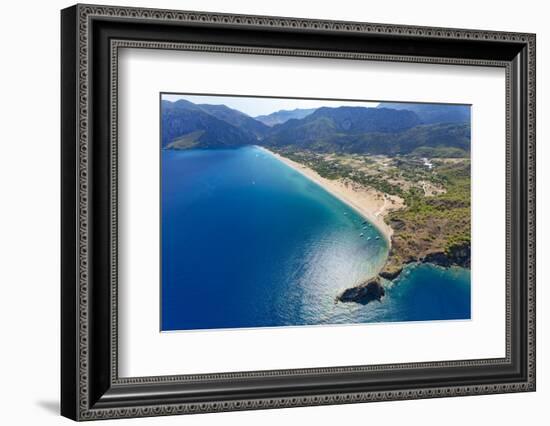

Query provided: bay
[161,145,470,331]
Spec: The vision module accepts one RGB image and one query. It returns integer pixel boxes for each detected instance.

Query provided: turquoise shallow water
[161,146,470,331]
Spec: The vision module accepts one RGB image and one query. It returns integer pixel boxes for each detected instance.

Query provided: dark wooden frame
[61,3,536,421]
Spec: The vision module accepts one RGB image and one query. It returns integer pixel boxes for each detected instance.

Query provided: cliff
[379,241,470,281]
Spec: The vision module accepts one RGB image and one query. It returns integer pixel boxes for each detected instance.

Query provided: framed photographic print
[61,4,536,421]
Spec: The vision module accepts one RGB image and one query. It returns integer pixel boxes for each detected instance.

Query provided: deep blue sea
[161,146,470,331]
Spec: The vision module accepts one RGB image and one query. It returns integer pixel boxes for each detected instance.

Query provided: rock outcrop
[379,242,471,282]
[378,266,403,280]
[337,277,385,305]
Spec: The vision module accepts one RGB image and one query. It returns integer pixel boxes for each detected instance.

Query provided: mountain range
[161,99,470,156]
[376,102,470,124]
[255,108,317,126]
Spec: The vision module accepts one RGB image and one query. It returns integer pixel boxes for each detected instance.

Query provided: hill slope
[263,107,421,149]
[262,106,470,155]
[161,100,258,149]
[198,103,269,139]
[376,102,470,124]
[162,100,470,156]
[255,108,317,126]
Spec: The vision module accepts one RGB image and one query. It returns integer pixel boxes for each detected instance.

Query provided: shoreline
[258,146,394,245]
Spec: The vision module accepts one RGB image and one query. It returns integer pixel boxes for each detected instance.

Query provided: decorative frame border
[62,3,536,421]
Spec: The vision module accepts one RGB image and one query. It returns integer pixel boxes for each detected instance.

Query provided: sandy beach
[260,147,403,245]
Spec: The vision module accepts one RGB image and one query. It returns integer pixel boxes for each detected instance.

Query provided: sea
[161,145,471,331]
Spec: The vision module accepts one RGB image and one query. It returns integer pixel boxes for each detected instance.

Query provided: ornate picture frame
[61,4,536,421]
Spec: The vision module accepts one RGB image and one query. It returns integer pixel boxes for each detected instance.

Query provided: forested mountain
[376,102,470,125]
[262,107,421,148]
[162,100,470,156]
[197,103,269,139]
[161,100,258,149]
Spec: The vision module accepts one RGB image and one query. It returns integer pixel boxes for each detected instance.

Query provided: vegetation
[262,107,470,156]
[411,146,467,158]
[161,99,471,157]
[382,159,471,277]
[273,147,471,278]
[161,99,260,148]
[275,148,407,196]
[165,130,204,150]
[376,102,470,124]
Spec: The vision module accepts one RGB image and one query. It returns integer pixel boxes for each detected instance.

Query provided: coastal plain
[269,148,471,287]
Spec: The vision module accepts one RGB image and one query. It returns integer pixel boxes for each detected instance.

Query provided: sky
[161,93,380,117]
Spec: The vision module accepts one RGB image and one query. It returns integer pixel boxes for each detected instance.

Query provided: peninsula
[265,147,471,304]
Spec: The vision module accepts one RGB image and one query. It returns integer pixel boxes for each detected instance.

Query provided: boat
[359,233,364,237]
[375,236,380,240]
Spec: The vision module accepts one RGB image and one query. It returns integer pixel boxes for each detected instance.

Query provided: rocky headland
[337,276,385,305]
[339,242,470,304]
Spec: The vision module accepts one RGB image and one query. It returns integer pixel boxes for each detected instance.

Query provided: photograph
[160,94,472,331]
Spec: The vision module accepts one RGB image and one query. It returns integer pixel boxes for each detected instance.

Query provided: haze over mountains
[161,98,471,157]
[255,108,317,126]
[376,102,470,125]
